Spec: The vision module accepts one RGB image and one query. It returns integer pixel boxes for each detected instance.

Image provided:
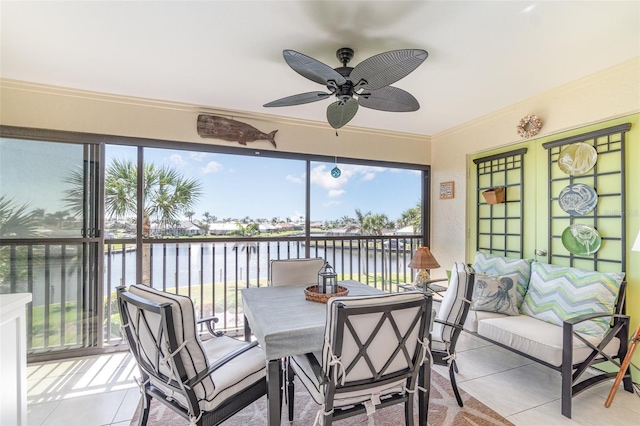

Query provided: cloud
[324,200,341,207]
[286,174,303,184]
[201,161,223,174]
[311,164,386,195]
[328,189,345,198]
[169,154,187,167]
[189,152,209,162]
[310,165,351,190]
[361,172,376,181]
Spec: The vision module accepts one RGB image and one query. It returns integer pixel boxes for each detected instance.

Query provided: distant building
[325,227,360,236]
[209,222,240,235]
[258,223,277,233]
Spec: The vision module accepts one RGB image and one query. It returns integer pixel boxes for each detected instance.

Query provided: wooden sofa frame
[467,280,633,419]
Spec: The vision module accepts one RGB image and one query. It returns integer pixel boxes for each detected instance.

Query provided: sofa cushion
[477,315,620,367]
[520,262,624,338]
[463,310,508,333]
[471,273,520,316]
[472,252,532,308]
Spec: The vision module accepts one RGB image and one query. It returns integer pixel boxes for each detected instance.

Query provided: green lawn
[28,272,402,349]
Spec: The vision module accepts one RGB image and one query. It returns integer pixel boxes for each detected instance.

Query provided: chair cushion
[471,273,520,316]
[269,258,325,286]
[477,315,620,367]
[155,336,266,411]
[432,262,472,344]
[128,285,266,412]
[128,285,213,401]
[519,262,624,338]
[290,352,405,407]
[472,252,532,308]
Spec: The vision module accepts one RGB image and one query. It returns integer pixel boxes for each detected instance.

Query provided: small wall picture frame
[439,181,455,199]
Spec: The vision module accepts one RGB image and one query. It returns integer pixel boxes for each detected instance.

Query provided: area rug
[130,371,512,425]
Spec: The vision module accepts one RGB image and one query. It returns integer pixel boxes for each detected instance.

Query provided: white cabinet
[1,293,32,426]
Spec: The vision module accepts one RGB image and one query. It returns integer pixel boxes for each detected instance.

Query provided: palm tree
[0,196,42,292]
[97,159,203,232]
[0,196,41,238]
[344,209,370,235]
[185,211,195,222]
[65,159,202,284]
[231,222,260,257]
[398,202,422,233]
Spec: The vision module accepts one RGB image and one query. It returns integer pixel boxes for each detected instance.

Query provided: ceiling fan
[263,47,428,129]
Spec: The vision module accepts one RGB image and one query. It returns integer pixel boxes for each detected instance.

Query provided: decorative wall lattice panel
[473,148,527,258]
[542,123,630,273]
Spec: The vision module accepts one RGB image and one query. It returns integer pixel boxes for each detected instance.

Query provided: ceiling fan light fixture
[265,47,428,129]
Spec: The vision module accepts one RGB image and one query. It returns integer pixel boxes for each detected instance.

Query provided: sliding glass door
[0,138,102,356]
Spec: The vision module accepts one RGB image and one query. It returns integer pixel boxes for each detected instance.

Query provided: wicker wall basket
[304,285,349,303]
[482,186,506,204]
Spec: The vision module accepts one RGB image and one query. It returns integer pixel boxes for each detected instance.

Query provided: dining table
[241,280,432,426]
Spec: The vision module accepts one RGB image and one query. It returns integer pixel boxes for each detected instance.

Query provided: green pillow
[520,261,624,338]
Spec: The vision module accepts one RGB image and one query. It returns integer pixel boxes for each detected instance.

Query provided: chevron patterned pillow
[472,252,532,308]
[520,261,625,338]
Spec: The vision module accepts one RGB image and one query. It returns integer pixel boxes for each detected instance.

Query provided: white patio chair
[117,284,267,426]
[269,257,326,286]
[288,292,433,426]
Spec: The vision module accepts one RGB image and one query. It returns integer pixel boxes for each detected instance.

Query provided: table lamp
[408,246,440,288]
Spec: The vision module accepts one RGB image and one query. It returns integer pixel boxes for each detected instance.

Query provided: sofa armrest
[562,313,630,371]
[563,312,629,327]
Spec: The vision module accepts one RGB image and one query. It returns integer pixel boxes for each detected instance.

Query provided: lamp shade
[633,231,640,252]
[408,247,440,270]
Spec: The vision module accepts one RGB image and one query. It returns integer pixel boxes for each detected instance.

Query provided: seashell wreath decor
[516,114,542,138]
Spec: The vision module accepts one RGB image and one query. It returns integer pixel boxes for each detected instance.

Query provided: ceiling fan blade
[263,91,331,107]
[357,86,420,112]
[326,99,358,129]
[283,50,347,86]
[350,49,428,91]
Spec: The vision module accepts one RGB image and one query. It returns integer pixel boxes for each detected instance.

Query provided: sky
[107,145,422,223]
[0,138,422,224]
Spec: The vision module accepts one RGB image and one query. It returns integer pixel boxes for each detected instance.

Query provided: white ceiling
[1,1,639,136]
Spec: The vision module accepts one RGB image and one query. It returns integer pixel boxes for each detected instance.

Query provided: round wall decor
[558,184,598,215]
[558,143,597,176]
[516,114,542,138]
[561,224,601,256]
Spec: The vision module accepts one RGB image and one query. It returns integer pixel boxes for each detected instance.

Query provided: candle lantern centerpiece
[318,262,337,294]
[304,261,349,303]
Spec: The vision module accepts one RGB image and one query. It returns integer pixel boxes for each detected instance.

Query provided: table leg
[244,316,251,342]
[418,362,430,426]
[266,358,282,426]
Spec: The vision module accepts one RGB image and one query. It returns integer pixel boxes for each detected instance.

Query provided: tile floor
[26,332,639,426]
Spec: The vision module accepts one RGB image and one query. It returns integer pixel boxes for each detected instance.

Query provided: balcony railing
[104,234,422,341]
[2,234,423,356]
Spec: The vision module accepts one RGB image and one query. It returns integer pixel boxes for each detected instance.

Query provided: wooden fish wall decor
[197,114,278,148]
